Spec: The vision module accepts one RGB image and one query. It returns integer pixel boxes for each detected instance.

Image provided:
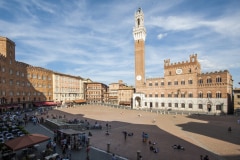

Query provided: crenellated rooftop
[200,70,229,75]
[164,54,198,67]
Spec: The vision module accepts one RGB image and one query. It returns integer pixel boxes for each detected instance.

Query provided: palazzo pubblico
[132,8,233,114]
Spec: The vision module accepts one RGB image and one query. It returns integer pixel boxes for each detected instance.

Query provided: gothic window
[174,93,178,97]
[216,76,222,83]
[216,105,221,110]
[189,103,193,108]
[175,103,178,108]
[198,78,203,84]
[198,92,203,98]
[207,77,212,83]
[181,103,185,108]
[207,92,212,98]
[181,80,185,85]
[155,82,158,86]
[149,94,152,97]
[168,81,172,85]
[188,93,193,98]
[168,94,172,97]
[216,92,222,98]
[174,81,178,85]
[189,68,191,73]
[181,93,185,98]
[137,18,140,26]
[161,102,165,107]
[161,94,164,97]
[155,94,158,97]
[188,79,193,84]
[161,81,164,86]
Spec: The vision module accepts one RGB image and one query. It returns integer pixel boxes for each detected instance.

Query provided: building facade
[85,82,108,103]
[233,88,240,112]
[132,8,233,114]
[0,36,90,110]
[108,80,134,106]
[0,36,53,110]
[53,72,85,106]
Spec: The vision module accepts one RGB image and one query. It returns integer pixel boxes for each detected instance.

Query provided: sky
[0,0,239,88]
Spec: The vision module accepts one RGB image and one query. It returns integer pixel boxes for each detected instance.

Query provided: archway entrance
[207,103,212,112]
[135,97,141,108]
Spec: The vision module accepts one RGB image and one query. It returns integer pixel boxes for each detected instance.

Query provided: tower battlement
[201,70,229,75]
[164,54,198,67]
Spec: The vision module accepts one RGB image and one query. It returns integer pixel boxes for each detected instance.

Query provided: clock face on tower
[136,75,142,81]
[176,69,183,74]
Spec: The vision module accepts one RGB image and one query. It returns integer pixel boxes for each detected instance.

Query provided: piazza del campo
[0,7,240,160]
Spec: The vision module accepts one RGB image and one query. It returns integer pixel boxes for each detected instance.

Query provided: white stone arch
[187,100,194,109]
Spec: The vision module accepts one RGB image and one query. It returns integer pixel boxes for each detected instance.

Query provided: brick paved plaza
[43,105,240,160]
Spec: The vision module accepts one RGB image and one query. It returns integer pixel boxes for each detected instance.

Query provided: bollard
[107,143,110,153]
[87,137,90,146]
[137,150,141,160]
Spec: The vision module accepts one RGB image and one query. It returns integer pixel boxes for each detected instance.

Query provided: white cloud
[0,0,239,87]
[157,33,168,40]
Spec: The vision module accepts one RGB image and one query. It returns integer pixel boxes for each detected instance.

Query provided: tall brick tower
[133,8,146,91]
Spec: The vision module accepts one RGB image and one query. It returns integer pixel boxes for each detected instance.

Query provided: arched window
[188,79,193,84]
[188,92,193,98]
[198,92,203,98]
[207,77,212,83]
[161,80,164,86]
[181,103,185,108]
[207,91,212,98]
[188,68,191,73]
[181,79,185,85]
[168,103,172,107]
[198,78,203,84]
[137,18,140,26]
[216,76,222,83]
[216,91,222,98]
[175,103,178,108]
[189,103,193,108]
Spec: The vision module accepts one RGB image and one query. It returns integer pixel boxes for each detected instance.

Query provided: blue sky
[0,0,239,88]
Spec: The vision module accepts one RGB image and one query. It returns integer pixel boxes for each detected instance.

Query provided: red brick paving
[43,105,240,160]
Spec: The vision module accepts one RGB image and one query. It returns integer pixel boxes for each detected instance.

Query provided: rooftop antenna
[137,0,144,10]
